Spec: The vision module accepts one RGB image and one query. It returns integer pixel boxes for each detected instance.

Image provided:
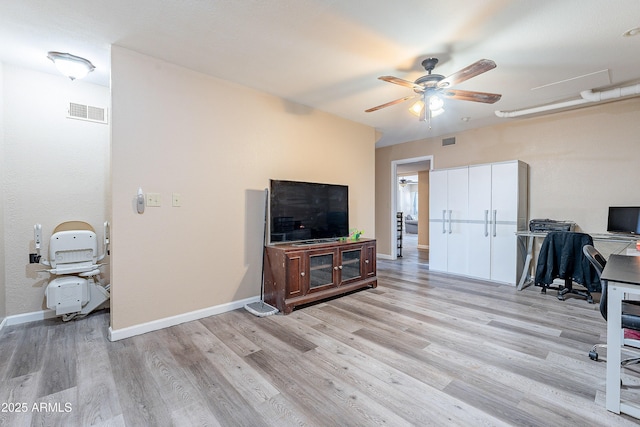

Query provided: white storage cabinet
[429,160,528,285]
[428,167,469,276]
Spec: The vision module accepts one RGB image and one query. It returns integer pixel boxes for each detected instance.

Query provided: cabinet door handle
[484,210,489,237]
[300,272,305,277]
[442,210,446,234]
[338,265,343,270]
[365,259,369,264]
[334,266,339,270]
[493,210,497,237]
[448,210,452,234]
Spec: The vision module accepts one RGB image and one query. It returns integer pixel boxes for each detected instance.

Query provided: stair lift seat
[49,228,99,274]
[46,276,89,315]
[33,221,110,321]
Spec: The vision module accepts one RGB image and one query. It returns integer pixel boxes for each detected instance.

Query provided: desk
[515,231,636,290]
[602,254,640,418]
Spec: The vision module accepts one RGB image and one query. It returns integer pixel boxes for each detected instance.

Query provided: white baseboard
[0,297,260,341]
[377,253,394,260]
[417,244,429,250]
[108,296,260,341]
[3,308,57,329]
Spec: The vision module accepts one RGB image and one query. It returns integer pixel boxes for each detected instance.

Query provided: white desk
[515,231,637,290]
[602,254,640,418]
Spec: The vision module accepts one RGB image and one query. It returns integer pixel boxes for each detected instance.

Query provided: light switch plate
[146,193,161,207]
[172,193,181,207]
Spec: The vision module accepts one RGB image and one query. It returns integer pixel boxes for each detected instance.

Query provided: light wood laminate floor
[2,256,640,426]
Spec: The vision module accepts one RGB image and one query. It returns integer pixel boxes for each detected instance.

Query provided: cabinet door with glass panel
[339,247,364,285]
[307,248,338,293]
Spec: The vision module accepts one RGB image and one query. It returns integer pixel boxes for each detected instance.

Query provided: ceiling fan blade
[379,76,423,90]
[442,89,502,104]
[437,59,496,88]
[365,95,417,112]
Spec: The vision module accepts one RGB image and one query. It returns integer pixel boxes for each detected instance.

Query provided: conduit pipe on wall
[495,83,640,118]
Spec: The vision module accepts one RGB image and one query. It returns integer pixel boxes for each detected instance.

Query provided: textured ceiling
[1,0,639,147]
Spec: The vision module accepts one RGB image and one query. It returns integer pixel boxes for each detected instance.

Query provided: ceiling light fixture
[408,95,445,120]
[429,95,445,118]
[408,100,425,117]
[623,26,640,37]
[47,51,95,80]
[429,95,444,111]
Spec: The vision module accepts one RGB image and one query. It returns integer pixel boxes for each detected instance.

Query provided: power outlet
[172,193,181,207]
[146,192,161,207]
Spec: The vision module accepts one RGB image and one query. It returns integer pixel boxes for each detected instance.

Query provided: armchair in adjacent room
[534,231,600,303]
[405,215,418,234]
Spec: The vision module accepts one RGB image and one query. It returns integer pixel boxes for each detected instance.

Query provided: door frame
[390,155,434,260]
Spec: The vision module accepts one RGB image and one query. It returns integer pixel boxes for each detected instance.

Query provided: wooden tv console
[263,238,377,314]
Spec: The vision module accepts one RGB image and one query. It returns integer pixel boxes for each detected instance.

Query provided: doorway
[391,156,433,263]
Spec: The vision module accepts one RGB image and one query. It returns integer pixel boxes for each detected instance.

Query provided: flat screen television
[607,206,640,235]
[269,179,349,243]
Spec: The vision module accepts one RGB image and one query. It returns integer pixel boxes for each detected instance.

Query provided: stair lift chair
[31,221,110,321]
[583,245,640,366]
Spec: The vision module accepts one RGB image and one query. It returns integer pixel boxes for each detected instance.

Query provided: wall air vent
[67,102,108,124]
[442,137,456,146]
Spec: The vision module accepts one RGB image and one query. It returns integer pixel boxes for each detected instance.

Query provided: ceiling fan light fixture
[365,58,501,118]
[409,96,445,120]
[429,95,444,111]
[47,51,95,80]
[408,100,425,117]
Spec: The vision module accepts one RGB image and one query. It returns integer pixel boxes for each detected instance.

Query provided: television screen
[607,206,640,234]
[270,180,349,243]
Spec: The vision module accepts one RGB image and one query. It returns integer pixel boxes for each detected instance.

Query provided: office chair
[30,221,110,321]
[534,231,600,303]
[583,245,640,365]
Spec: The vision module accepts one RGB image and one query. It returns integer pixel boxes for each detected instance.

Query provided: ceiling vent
[67,102,108,124]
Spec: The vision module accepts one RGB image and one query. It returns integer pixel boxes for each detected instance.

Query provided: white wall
[0,63,5,322]
[110,47,375,331]
[2,64,110,316]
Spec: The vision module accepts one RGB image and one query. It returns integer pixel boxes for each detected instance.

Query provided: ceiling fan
[399,177,416,187]
[365,58,502,121]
